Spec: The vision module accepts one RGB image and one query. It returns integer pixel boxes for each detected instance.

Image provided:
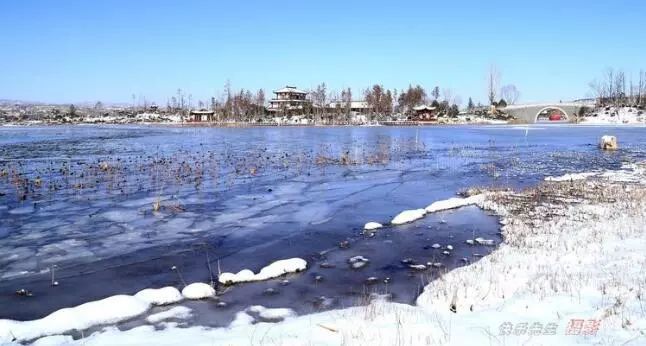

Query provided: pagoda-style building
[411,105,438,121]
[268,86,310,114]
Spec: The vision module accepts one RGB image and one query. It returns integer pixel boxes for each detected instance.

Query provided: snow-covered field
[2,162,644,345]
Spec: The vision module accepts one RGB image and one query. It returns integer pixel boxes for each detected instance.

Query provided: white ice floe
[390,208,426,225]
[146,306,192,324]
[348,255,370,269]
[424,194,485,213]
[218,258,307,285]
[135,287,183,305]
[474,237,495,246]
[181,283,215,299]
[545,172,597,181]
[363,222,383,230]
[0,295,150,343]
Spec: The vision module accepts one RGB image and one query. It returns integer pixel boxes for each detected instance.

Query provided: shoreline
[2,162,644,345]
[3,120,646,128]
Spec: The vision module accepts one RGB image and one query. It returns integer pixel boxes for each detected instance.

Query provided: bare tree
[255,89,265,120]
[341,87,352,122]
[442,88,454,105]
[487,64,501,105]
[639,70,645,106]
[223,80,232,119]
[615,70,626,105]
[500,84,520,104]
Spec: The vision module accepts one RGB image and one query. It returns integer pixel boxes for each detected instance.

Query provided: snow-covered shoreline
[2,164,645,345]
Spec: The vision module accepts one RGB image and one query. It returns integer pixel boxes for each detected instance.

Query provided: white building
[327,101,373,115]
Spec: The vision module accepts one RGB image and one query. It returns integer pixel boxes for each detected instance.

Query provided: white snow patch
[390,208,426,225]
[580,106,646,125]
[219,258,307,285]
[247,305,296,321]
[363,222,383,230]
[31,334,74,345]
[229,311,255,328]
[424,194,485,213]
[545,172,597,181]
[134,287,183,305]
[146,306,192,324]
[0,295,150,343]
[181,283,215,299]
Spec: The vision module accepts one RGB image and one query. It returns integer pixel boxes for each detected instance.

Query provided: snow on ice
[218,258,307,285]
[181,283,215,299]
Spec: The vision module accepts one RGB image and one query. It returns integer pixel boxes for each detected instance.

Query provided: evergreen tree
[431,86,440,100]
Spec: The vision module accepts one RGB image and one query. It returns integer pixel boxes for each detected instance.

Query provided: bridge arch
[535,106,569,122]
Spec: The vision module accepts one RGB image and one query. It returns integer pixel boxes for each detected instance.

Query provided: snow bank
[424,194,485,213]
[390,208,426,225]
[135,287,183,305]
[146,306,192,324]
[363,222,383,230]
[181,283,215,299]
[0,295,150,343]
[219,258,307,285]
[32,335,74,345]
[416,164,646,344]
[580,106,645,125]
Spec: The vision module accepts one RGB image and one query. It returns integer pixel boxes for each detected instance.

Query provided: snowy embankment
[2,167,645,345]
[580,106,645,125]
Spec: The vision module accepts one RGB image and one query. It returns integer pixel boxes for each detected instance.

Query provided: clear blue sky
[1,0,645,106]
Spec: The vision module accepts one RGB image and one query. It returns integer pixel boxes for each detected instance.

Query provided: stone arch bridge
[500,102,594,123]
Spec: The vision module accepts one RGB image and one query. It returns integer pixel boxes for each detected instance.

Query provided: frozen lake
[1,124,645,323]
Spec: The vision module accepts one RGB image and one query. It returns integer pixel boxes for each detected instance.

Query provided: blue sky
[1,0,645,106]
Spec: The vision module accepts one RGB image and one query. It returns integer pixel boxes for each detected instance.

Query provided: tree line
[589,68,646,107]
[126,80,478,123]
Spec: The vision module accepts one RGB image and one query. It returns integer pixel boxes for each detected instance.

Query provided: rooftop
[413,105,437,111]
[274,86,307,94]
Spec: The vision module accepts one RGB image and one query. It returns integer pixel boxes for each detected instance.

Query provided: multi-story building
[268,86,310,114]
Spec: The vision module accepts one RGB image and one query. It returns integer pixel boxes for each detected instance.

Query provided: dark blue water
[0,124,644,323]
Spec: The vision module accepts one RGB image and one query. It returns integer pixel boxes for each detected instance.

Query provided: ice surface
[41,162,646,346]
